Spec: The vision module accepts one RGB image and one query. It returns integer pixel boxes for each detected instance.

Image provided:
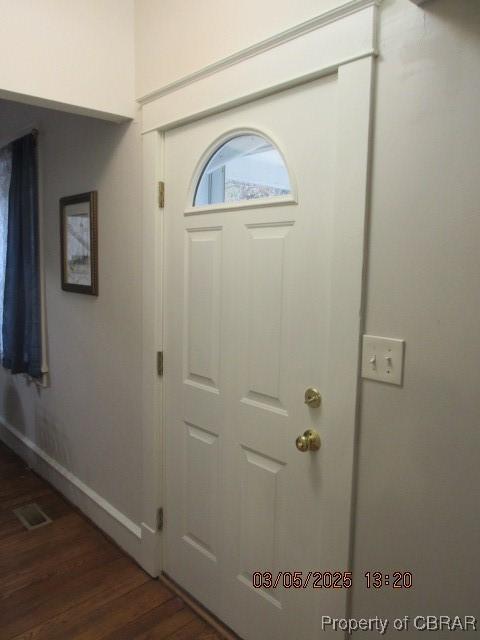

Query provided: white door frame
[139,0,381,579]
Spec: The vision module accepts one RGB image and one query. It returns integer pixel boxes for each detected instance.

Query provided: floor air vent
[14,503,52,530]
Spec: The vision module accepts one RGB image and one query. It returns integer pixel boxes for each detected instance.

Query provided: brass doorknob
[295,429,321,452]
[304,387,321,408]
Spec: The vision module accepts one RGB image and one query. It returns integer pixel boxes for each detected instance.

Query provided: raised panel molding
[185,227,222,388]
[184,423,219,562]
[239,447,284,590]
[246,224,293,403]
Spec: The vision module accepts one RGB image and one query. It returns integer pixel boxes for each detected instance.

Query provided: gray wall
[0,100,142,525]
[351,0,480,630]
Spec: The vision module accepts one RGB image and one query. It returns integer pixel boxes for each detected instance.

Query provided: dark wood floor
[0,442,221,640]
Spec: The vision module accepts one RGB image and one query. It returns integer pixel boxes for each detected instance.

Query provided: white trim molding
[138,0,380,106]
[0,418,145,569]
[140,0,381,133]
[140,128,164,578]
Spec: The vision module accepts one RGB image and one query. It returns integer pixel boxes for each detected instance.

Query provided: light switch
[361,335,405,386]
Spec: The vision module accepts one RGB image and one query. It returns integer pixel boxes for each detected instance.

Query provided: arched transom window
[193,133,292,207]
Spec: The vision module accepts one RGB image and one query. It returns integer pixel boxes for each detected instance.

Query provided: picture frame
[60,191,98,295]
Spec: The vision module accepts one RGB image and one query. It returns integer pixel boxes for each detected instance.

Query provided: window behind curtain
[0,145,12,356]
[2,133,43,378]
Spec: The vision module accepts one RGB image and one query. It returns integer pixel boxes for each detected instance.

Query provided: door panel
[244,223,292,403]
[164,74,358,639]
[184,227,222,388]
[184,423,219,561]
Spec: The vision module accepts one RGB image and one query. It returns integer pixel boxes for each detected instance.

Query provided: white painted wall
[0,99,143,536]
[0,0,135,120]
[136,0,480,622]
[135,0,345,98]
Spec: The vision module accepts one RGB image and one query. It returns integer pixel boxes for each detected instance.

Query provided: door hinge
[158,181,165,208]
[157,351,163,376]
[157,507,164,531]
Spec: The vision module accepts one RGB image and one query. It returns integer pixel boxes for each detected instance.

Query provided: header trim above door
[140,0,381,133]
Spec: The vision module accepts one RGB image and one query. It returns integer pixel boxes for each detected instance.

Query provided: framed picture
[60,191,98,295]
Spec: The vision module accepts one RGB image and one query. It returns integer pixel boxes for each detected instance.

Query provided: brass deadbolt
[304,387,321,408]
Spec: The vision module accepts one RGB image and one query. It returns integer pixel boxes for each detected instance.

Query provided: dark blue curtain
[2,133,42,378]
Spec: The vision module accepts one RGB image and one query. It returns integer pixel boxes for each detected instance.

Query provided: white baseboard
[0,417,153,573]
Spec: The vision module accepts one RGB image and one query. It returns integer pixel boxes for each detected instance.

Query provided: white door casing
[139,0,378,633]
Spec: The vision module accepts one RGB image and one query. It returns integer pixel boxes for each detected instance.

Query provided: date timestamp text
[252,571,413,590]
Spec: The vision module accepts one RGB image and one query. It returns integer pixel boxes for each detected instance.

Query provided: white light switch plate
[361,335,405,386]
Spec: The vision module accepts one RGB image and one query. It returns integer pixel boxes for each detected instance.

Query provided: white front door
[164,75,363,639]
